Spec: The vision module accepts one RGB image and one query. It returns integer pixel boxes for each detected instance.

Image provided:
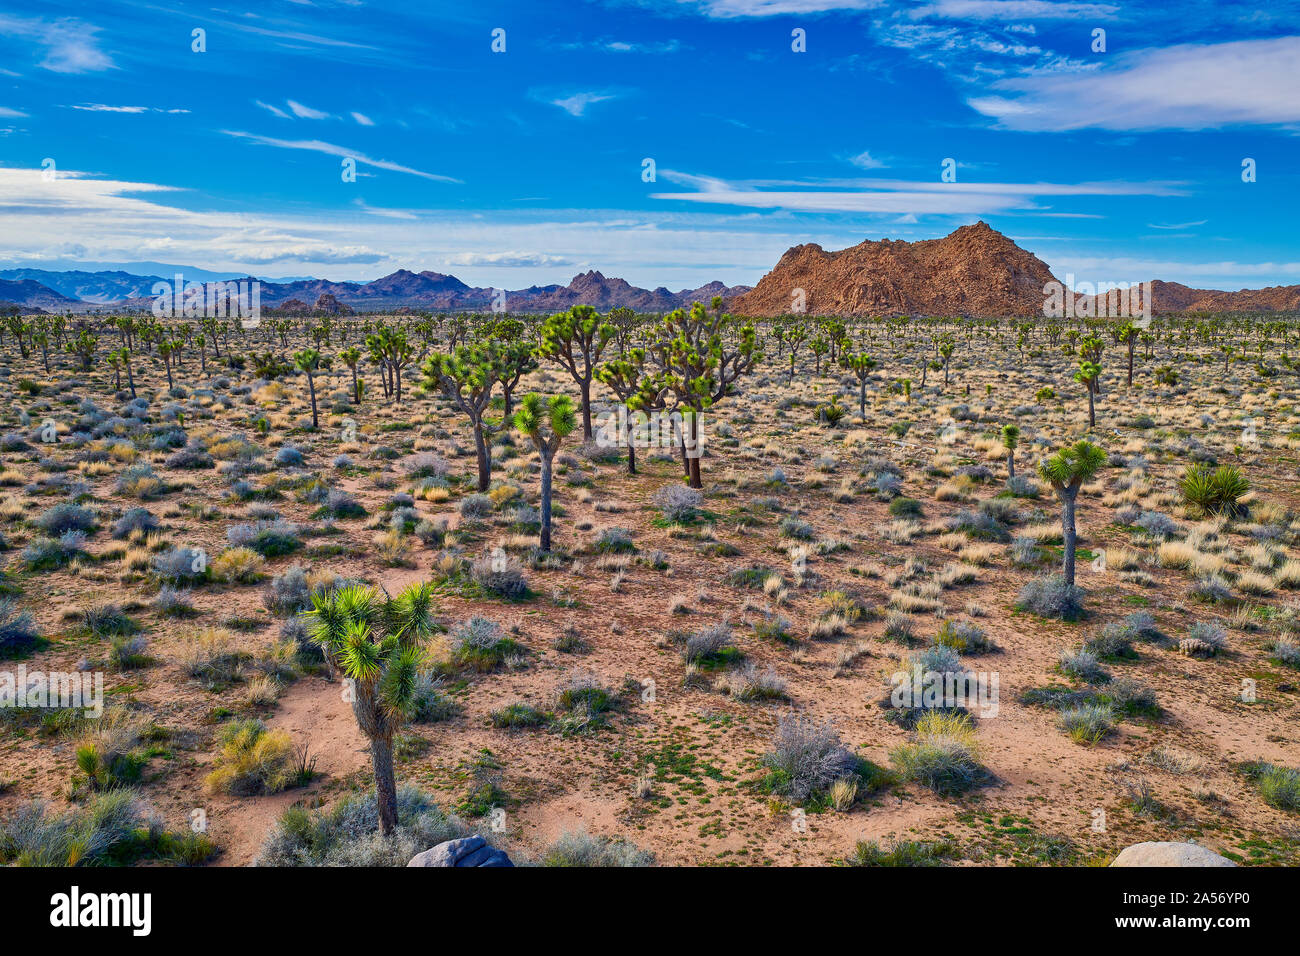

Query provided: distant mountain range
[4,228,1300,318]
[0,267,752,315]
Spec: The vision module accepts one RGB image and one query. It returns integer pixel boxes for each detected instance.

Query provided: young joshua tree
[1075,359,1101,428]
[339,346,363,404]
[1038,440,1106,587]
[1001,423,1020,479]
[842,351,878,419]
[294,347,322,429]
[596,348,662,476]
[302,582,437,836]
[538,305,614,441]
[514,393,577,552]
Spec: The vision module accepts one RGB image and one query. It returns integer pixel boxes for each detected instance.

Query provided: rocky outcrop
[1110,842,1237,867]
[407,835,513,867]
[730,221,1058,318]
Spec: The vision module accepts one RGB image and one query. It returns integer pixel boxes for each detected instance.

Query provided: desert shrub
[846,838,960,867]
[752,613,795,644]
[1009,536,1043,567]
[593,527,636,554]
[319,489,365,519]
[273,445,305,467]
[0,599,41,657]
[151,546,207,584]
[1186,621,1227,653]
[947,508,1009,542]
[540,830,654,867]
[80,601,137,639]
[211,546,265,584]
[717,663,788,701]
[890,710,983,794]
[448,616,521,672]
[1016,576,1085,621]
[759,714,859,803]
[256,786,473,866]
[1242,763,1300,812]
[935,620,994,653]
[33,503,96,536]
[205,719,297,795]
[679,622,734,666]
[553,673,614,735]
[779,516,815,540]
[115,463,165,499]
[652,485,703,524]
[1191,574,1233,604]
[180,628,248,688]
[226,519,301,557]
[888,497,922,517]
[490,702,548,728]
[1135,510,1180,538]
[1004,474,1040,498]
[0,791,214,866]
[111,507,159,539]
[109,635,150,671]
[882,610,915,644]
[469,551,529,599]
[1060,703,1114,744]
[1270,638,1300,669]
[1059,647,1108,683]
[1102,677,1159,717]
[458,494,493,518]
[153,586,195,617]
[22,532,86,571]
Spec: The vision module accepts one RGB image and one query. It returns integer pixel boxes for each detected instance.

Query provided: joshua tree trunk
[539,453,554,551]
[370,736,398,836]
[1061,490,1078,587]
[624,415,637,476]
[472,420,491,492]
[579,379,593,441]
[1087,387,1096,427]
[859,381,867,419]
[306,372,318,429]
[1007,450,1015,479]
[686,414,703,489]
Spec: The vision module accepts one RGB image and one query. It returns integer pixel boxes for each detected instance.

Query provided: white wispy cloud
[287,100,331,120]
[255,101,292,119]
[847,150,886,169]
[0,15,115,73]
[546,90,618,117]
[351,112,375,126]
[445,251,574,268]
[0,107,27,118]
[686,0,883,17]
[68,104,190,114]
[968,37,1300,130]
[1147,220,1208,230]
[907,1,1120,20]
[221,131,462,183]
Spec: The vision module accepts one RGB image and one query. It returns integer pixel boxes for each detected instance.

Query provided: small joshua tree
[294,348,322,429]
[1075,359,1101,427]
[514,393,577,552]
[538,305,614,441]
[1001,424,1020,479]
[301,582,437,836]
[1038,440,1106,587]
[339,346,363,404]
[842,352,878,419]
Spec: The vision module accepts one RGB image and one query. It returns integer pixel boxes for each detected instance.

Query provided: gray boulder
[1110,842,1236,867]
[408,835,514,868]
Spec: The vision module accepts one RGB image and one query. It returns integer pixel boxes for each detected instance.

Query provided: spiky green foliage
[1178,464,1250,518]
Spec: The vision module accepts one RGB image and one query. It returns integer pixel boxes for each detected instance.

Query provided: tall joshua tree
[1038,440,1106,587]
[301,583,437,836]
[294,347,322,429]
[538,305,614,441]
[513,393,577,552]
[1001,424,1020,479]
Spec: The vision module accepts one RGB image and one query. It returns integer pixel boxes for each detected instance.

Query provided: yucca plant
[1178,464,1249,519]
[301,582,438,835]
[1001,424,1019,478]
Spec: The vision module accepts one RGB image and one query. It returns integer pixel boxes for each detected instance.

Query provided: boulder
[1110,842,1236,867]
[408,835,513,868]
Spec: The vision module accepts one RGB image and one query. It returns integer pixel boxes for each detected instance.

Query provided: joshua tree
[596,348,663,476]
[301,582,437,836]
[538,305,614,441]
[420,341,505,492]
[339,346,363,404]
[1038,440,1106,587]
[513,393,577,551]
[294,348,322,429]
[786,326,807,385]
[809,334,828,374]
[842,352,878,419]
[1116,321,1137,386]
[1075,359,1101,427]
[643,302,761,488]
[67,329,96,372]
[1001,423,1020,479]
[937,334,955,387]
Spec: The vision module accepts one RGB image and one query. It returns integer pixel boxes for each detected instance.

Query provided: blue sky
[1,0,1298,291]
